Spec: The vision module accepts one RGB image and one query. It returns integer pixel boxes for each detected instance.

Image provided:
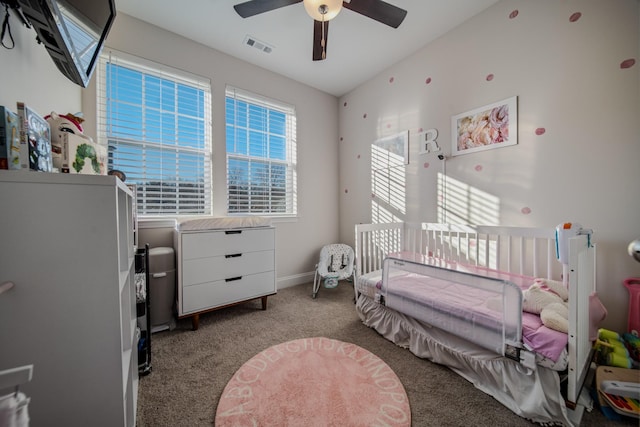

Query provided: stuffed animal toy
[45,112,106,174]
[523,278,569,333]
[44,111,91,143]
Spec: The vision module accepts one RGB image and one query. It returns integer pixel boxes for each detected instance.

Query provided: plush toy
[523,278,569,333]
[44,111,91,143]
[45,112,106,174]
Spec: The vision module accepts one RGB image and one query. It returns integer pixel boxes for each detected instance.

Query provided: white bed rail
[382,256,524,358]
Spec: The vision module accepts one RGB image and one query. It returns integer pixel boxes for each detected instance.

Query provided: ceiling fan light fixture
[303,0,343,21]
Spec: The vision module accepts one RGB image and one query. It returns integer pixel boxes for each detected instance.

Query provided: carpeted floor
[136,282,637,426]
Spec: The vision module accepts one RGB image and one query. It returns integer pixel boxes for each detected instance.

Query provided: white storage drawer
[182,270,275,314]
[174,225,277,329]
[183,250,274,286]
[182,228,274,259]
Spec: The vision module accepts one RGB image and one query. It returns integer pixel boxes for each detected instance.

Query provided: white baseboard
[277,272,314,289]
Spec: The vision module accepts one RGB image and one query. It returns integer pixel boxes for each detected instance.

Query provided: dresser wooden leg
[191,314,200,331]
[261,296,268,310]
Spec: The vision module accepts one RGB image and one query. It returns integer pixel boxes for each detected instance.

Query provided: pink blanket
[384,253,568,362]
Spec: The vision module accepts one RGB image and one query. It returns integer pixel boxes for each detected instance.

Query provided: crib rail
[567,234,596,405]
[355,222,559,281]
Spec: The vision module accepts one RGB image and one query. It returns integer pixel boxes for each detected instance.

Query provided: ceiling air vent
[244,36,273,54]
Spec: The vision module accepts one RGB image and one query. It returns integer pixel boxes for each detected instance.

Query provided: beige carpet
[136,282,638,426]
[215,337,410,426]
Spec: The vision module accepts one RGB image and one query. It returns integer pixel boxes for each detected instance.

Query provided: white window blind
[96,51,212,216]
[225,86,297,215]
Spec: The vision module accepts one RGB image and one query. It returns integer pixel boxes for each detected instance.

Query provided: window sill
[138,218,177,229]
[138,214,299,228]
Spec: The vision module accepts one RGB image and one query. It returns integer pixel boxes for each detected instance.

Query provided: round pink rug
[215,337,411,426]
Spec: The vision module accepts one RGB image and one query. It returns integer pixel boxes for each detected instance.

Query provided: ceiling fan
[233,0,407,61]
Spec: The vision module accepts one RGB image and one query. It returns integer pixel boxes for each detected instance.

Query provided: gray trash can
[149,247,176,332]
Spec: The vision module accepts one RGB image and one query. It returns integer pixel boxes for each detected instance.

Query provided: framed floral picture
[451,96,517,156]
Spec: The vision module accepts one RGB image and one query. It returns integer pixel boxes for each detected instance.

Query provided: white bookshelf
[0,171,138,427]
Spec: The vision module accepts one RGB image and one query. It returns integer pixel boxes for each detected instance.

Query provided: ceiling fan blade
[234,0,302,18]
[343,0,407,28]
[312,19,329,61]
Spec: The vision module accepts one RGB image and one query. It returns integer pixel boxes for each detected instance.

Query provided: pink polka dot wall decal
[425,77,432,84]
[621,58,636,69]
[357,154,361,159]
[509,10,518,19]
[340,136,343,141]
[418,127,423,133]
[344,188,348,194]
[389,77,394,83]
[387,124,391,129]
[423,162,430,168]
[486,74,494,81]
[474,165,483,172]
[535,127,546,135]
[569,12,581,22]
[371,193,376,199]
[363,113,367,119]
[521,207,532,215]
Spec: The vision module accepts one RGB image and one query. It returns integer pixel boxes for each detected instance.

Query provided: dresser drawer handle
[225,253,242,258]
[225,276,242,282]
[152,272,167,278]
[225,230,242,235]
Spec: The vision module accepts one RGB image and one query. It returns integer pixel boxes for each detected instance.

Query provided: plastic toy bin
[149,247,176,332]
[624,278,640,335]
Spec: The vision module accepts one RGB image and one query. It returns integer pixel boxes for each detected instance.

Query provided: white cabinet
[175,227,276,330]
[0,172,138,427]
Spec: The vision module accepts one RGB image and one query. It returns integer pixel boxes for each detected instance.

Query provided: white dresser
[174,225,276,329]
[0,172,138,427]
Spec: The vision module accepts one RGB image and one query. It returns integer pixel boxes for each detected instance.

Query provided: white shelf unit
[0,171,138,427]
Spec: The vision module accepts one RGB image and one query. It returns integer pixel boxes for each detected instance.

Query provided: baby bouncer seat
[312,243,355,299]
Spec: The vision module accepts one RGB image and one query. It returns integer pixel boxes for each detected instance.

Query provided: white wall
[0,12,341,288]
[0,18,81,120]
[338,0,640,332]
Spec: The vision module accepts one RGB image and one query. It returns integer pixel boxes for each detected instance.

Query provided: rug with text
[215,337,411,426]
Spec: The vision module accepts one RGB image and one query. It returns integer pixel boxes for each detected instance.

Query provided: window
[96,51,212,216]
[225,86,297,215]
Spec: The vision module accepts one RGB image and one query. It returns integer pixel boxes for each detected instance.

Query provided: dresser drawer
[182,270,276,314]
[181,227,274,259]
[183,250,274,285]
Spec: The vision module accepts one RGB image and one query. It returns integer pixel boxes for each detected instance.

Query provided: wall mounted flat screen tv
[16,0,116,87]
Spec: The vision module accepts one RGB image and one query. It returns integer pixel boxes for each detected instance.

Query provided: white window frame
[96,50,212,217]
[225,86,297,216]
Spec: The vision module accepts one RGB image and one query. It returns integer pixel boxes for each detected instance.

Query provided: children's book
[0,106,21,169]
[17,102,53,172]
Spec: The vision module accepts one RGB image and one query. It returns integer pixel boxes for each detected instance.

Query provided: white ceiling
[115,0,500,97]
